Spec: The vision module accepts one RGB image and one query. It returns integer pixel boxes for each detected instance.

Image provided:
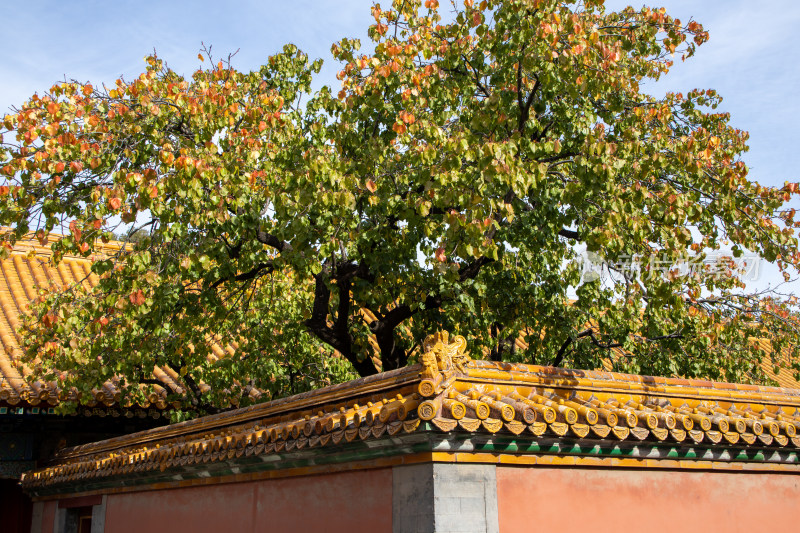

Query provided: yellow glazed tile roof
[0,234,185,409]
[0,235,99,405]
[21,333,800,497]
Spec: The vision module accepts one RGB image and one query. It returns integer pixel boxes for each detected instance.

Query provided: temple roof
[22,332,800,498]
[0,235,188,409]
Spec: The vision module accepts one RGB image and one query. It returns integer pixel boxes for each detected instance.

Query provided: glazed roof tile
[22,333,800,496]
[0,235,182,409]
[0,237,95,405]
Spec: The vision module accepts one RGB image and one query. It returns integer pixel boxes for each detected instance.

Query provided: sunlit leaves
[0,0,799,415]
[327,0,800,382]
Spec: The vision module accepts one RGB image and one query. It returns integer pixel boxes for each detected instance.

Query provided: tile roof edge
[21,343,800,495]
[468,360,800,398]
[46,334,800,463]
[53,363,422,460]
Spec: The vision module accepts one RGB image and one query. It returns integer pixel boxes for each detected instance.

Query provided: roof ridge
[468,360,800,398]
[21,337,800,497]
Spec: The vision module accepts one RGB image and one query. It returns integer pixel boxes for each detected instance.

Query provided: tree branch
[459,256,494,281]
[558,229,581,240]
[490,322,517,361]
[165,361,220,414]
[551,328,623,367]
[255,229,292,252]
[208,262,274,290]
[305,274,377,377]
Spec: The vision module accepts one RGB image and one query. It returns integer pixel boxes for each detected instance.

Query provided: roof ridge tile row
[21,333,800,495]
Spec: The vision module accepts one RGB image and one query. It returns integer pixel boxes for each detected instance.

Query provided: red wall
[103,468,392,533]
[40,500,57,533]
[497,466,800,533]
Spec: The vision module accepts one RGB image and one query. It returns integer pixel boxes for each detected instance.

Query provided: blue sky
[3,0,799,289]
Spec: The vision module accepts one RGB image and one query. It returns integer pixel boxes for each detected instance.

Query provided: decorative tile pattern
[0,236,192,410]
[22,333,800,496]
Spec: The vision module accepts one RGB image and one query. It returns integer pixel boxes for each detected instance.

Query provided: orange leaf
[366,180,378,193]
[42,313,58,328]
[399,111,416,124]
[129,290,146,306]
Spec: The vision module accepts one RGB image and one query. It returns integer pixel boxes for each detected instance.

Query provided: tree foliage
[2,0,800,413]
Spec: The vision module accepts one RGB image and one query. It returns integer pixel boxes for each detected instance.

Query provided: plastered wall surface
[497,466,800,533]
[101,468,392,533]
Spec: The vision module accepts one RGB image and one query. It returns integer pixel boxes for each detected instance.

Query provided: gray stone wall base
[30,501,43,533]
[53,507,71,533]
[393,463,499,533]
[90,495,107,533]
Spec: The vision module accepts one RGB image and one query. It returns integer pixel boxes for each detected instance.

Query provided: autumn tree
[2,0,800,413]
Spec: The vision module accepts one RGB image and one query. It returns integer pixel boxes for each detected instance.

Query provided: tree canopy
[2,0,800,414]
